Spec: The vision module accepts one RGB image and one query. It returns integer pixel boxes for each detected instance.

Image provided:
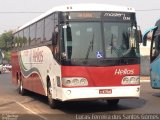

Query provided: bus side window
[52,14,60,60]
[13,33,19,49]
[151,35,160,62]
[24,28,29,46]
[44,14,54,42]
[19,30,24,47]
[30,24,36,46]
[156,35,160,50]
[52,25,60,60]
[36,19,44,44]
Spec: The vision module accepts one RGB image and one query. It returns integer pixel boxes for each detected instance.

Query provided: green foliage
[4,51,11,62]
[0,31,13,51]
[0,31,13,63]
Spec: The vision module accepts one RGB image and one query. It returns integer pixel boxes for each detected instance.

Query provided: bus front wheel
[107,99,119,106]
[47,81,59,109]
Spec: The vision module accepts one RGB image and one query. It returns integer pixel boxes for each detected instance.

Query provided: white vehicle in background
[3,64,12,72]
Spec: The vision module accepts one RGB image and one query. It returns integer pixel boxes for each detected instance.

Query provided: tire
[18,79,26,95]
[107,99,119,106]
[47,81,59,109]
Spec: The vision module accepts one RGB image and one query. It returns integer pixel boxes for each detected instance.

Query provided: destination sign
[63,11,135,22]
[102,12,135,22]
[68,12,101,19]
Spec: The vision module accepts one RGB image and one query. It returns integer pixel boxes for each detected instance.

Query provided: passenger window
[13,33,19,48]
[24,28,29,46]
[18,31,24,47]
[44,14,54,41]
[36,20,44,44]
[30,24,36,45]
[151,35,160,62]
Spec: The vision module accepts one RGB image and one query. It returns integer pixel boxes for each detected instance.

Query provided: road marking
[16,102,48,120]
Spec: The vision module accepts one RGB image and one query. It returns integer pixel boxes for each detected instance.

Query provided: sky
[0,0,159,34]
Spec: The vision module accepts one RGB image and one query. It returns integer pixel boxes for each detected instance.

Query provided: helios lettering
[32,49,43,63]
[115,69,134,75]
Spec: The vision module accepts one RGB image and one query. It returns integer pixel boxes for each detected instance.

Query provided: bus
[0,50,2,74]
[143,18,160,89]
[12,4,142,108]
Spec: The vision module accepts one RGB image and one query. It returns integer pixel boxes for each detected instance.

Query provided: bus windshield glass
[61,12,140,66]
[104,22,139,58]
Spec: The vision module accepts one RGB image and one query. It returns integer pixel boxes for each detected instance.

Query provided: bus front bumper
[60,86,140,101]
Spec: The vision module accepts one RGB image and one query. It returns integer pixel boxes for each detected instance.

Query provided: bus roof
[17,3,135,32]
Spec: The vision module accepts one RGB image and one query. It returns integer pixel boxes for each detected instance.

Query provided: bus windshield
[61,13,140,66]
[62,22,103,59]
[104,22,139,58]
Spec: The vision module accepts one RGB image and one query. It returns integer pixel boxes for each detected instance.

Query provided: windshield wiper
[85,33,95,61]
[110,34,125,57]
[110,34,119,55]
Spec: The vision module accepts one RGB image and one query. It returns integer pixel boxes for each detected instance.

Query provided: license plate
[99,89,112,94]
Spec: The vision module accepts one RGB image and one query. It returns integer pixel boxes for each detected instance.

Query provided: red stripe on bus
[61,64,140,87]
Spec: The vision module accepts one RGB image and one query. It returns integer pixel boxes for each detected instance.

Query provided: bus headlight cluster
[121,76,140,85]
[62,77,88,87]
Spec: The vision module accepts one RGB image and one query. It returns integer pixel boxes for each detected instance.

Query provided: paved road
[0,73,160,120]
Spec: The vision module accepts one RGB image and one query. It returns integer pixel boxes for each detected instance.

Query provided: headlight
[130,77,136,84]
[72,79,79,86]
[80,78,88,86]
[123,77,129,84]
[62,77,88,87]
[121,76,140,85]
[66,80,71,86]
[136,77,140,83]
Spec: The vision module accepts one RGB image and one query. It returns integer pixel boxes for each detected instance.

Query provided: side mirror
[52,26,59,45]
[142,26,158,46]
[143,35,147,46]
[61,52,67,60]
[137,26,142,43]
[52,33,58,45]
[137,30,142,43]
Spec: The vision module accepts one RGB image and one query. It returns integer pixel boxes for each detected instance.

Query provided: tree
[0,31,13,63]
[0,31,13,51]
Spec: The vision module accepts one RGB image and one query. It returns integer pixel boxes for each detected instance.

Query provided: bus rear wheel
[47,81,59,109]
[107,99,119,106]
[18,79,25,95]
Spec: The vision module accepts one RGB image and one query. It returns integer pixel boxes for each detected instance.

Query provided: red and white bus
[12,4,142,108]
